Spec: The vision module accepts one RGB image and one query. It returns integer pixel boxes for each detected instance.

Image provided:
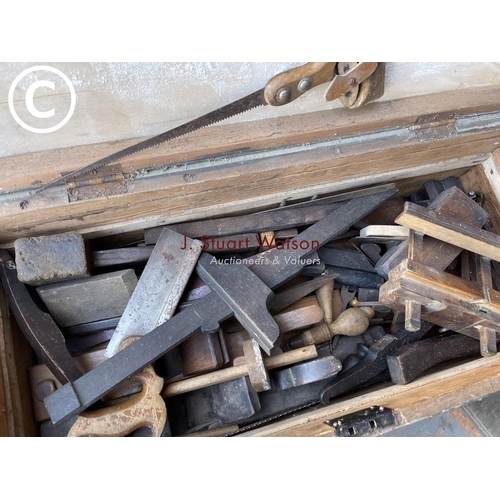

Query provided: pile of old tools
[3,178,499,437]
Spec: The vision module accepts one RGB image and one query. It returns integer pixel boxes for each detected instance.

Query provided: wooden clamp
[395,199,500,262]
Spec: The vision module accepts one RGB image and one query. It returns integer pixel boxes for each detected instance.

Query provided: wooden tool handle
[161,345,317,398]
[68,337,167,437]
[263,63,336,106]
[243,339,271,392]
[289,308,373,348]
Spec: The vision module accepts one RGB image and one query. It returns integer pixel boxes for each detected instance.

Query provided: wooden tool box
[2,84,500,437]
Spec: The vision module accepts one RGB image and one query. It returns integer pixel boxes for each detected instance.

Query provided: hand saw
[35,62,380,194]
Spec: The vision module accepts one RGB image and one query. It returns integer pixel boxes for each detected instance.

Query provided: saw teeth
[35,91,264,195]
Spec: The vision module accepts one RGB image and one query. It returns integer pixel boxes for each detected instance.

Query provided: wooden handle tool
[68,337,166,437]
[162,345,317,398]
[289,307,375,348]
[316,280,334,324]
[263,62,337,106]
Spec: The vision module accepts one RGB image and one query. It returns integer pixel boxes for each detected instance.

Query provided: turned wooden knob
[289,307,374,348]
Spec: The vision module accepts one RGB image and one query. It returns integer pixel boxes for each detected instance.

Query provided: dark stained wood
[461,162,500,235]
[144,203,344,243]
[387,334,481,385]
[9,319,37,436]
[93,246,153,267]
[362,197,407,225]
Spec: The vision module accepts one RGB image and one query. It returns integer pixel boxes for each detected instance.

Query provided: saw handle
[263,62,336,106]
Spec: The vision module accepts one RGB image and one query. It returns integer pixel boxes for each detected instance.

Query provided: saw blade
[35,89,265,194]
[224,401,320,436]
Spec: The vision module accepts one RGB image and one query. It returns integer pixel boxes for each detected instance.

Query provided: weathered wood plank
[0,283,14,436]
[395,201,500,262]
[0,134,496,246]
[240,355,500,437]
[3,85,500,192]
[461,155,500,235]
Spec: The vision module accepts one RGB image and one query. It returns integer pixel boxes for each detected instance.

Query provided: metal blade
[35,90,265,193]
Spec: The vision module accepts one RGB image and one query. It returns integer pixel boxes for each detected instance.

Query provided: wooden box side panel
[241,356,500,437]
[1,87,500,245]
[0,283,37,436]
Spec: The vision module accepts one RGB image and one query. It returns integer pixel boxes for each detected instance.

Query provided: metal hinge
[409,111,458,142]
[65,164,128,202]
[325,406,396,436]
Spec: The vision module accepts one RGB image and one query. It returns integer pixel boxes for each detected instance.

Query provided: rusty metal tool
[44,187,398,425]
[319,322,433,404]
[0,250,83,385]
[174,377,261,433]
[340,286,356,311]
[36,63,383,194]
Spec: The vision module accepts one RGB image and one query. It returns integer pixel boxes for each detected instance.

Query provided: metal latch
[325,406,396,436]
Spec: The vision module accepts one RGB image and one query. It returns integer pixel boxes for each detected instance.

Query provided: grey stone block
[37,269,137,327]
[15,233,91,286]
